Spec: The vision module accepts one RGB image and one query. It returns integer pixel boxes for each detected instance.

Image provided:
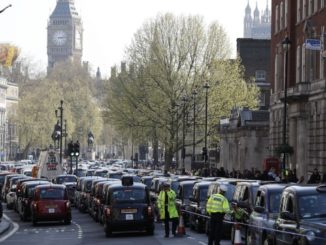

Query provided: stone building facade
[220,108,270,172]
[270,0,326,179]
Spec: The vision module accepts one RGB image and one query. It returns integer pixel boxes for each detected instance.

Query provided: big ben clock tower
[47,0,83,73]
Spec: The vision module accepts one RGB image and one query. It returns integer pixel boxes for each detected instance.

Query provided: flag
[0,44,20,67]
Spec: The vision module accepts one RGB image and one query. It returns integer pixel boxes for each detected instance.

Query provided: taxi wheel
[98,213,103,224]
[32,216,38,226]
[64,218,71,225]
[263,236,273,245]
[146,225,154,235]
[94,212,99,222]
[21,211,27,222]
[104,224,112,237]
[230,226,235,243]
[246,230,252,245]
[205,220,210,236]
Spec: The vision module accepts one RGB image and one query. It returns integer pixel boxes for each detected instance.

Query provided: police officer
[206,184,230,245]
[157,182,179,237]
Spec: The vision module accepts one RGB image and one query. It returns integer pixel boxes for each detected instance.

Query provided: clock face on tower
[52,30,67,46]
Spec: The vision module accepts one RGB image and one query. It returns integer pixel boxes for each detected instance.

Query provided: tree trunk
[164,145,174,173]
[152,128,159,169]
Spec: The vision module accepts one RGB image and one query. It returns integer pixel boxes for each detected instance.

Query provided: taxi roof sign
[121,176,133,186]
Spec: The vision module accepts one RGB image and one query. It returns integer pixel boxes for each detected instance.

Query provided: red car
[31,184,71,225]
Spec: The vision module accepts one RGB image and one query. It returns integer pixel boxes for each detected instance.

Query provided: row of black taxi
[146,173,326,245]
[73,175,155,237]
[0,172,72,225]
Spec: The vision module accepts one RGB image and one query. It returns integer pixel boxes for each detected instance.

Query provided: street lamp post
[174,103,180,168]
[281,37,291,179]
[203,82,210,168]
[0,4,12,14]
[63,120,67,156]
[55,100,64,166]
[181,96,187,173]
[192,89,197,165]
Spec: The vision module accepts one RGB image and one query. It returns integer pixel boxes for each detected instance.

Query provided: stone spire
[244,0,252,38]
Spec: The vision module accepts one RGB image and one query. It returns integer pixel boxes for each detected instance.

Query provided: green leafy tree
[15,61,102,157]
[105,13,259,171]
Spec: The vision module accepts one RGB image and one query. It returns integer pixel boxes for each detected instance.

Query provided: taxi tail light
[105,207,111,217]
[147,206,153,216]
[66,201,70,209]
[33,203,38,210]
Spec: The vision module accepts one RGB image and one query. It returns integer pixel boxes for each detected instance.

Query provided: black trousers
[208,212,224,245]
[164,208,178,236]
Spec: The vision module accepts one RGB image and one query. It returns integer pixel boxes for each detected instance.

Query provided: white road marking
[0,214,19,243]
[198,241,207,245]
[72,220,83,239]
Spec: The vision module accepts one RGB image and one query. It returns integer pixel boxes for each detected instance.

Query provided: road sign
[304,39,321,50]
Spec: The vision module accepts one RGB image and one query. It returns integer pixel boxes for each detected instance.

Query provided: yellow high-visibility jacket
[157,190,179,219]
[206,193,230,214]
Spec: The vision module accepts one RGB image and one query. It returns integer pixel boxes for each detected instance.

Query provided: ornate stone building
[47,0,83,72]
[244,0,271,39]
[270,1,326,179]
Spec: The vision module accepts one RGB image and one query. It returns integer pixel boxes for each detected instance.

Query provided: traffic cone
[233,223,242,245]
[176,215,186,236]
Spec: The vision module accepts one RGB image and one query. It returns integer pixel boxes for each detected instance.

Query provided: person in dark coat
[308,168,321,184]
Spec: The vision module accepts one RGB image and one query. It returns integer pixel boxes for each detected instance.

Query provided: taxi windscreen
[111,188,146,203]
[39,188,65,200]
[56,176,77,184]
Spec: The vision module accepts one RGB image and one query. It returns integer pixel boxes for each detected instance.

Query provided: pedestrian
[206,184,231,245]
[157,182,179,238]
[308,168,321,184]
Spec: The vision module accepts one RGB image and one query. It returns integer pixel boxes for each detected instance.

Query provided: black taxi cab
[103,176,154,237]
[31,184,71,225]
[274,184,326,245]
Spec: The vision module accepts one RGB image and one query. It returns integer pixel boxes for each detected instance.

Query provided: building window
[320,26,325,79]
[275,5,279,33]
[274,54,279,91]
[259,93,266,107]
[303,0,307,18]
[285,0,288,27]
[309,0,313,15]
[297,0,301,22]
[256,70,266,81]
[314,0,318,12]
[302,46,306,82]
[321,0,325,8]
[296,45,301,83]
[280,2,284,30]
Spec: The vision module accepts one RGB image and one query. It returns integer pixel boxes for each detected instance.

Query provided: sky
[0,0,270,78]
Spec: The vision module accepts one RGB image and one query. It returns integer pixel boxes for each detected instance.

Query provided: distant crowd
[185,166,326,184]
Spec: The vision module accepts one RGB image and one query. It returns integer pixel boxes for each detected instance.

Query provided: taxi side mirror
[254,206,265,213]
[189,196,196,202]
[280,211,295,220]
[238,200,249,209]
[150,196,156,203]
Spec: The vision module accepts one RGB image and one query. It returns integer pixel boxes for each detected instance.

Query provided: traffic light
[68,141,73,156]
[74,141,80,156]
